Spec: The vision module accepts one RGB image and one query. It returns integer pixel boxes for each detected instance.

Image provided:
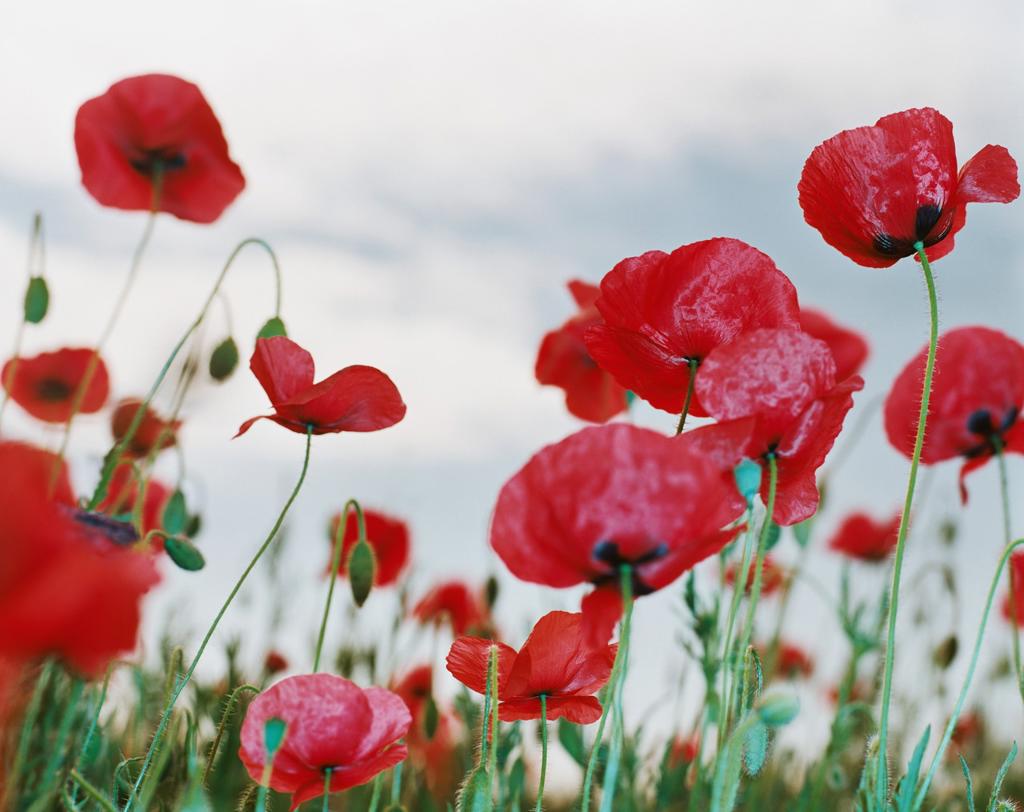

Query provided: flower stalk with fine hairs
[581,565,635,812]
[874,243,940,798]
[125,427,312,809]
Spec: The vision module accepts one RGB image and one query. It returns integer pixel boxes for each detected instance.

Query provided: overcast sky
[2,0,1023,779]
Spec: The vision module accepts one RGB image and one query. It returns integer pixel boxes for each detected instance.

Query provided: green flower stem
[9,660,54,794]
[390,761,404,804]
[728,455,778,730]
[0,212,47,434]
[536,695,549,812]
[125,428,314,810]
[599,569,636,812]
[86,236,286,512]
[914,537,1024,807]
[36,677,84,799]
[202,684,259,783]
[367,774,384,812]
[321,767,332,811]
[875,242,940,798]
[486,646,500,794]
[68,769,118,812]
[675,358,700,435]
[68,664,116,806]
[581,565,635,812]
[717,513,757,739]
[315,499,365,672]
[996,446,1023,696]
[480,645,498,768]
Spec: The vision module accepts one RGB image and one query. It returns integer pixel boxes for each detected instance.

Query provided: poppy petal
[250,337,316,405]
[353,688,413,762]
[957,144,1021,204]
[445,637,517,695]
[499,695,604,724]
[279,366,406,432]
[580,588,623,649]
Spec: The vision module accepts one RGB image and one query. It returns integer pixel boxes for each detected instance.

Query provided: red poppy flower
[236,337,406,437]
[0,442,159,677]
[412,581,491,637]
[74,74,245,223]
[799,308,869,381]
[97,463,173,540]
[264,650,289,675]
[535,280,628,423]
[669,735,700,767]
[491,424,744,644]
[1001,552,1024,627]
[884,326,1024,502]
[446,611,615,723]
[327,508,410,587]
[391,666,459,797]
[686,328,863,525]
[238,674,410,810]
[111,398,181,458]
[725,555,785,597]
[828,512,901,563]
[950,712,983,754]
[583,238,800,415]
[799,107,1019,268]
[773,642,814,679]
[1,348,109,423]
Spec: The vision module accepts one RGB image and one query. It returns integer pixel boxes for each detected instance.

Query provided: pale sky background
[2,0,1024,789]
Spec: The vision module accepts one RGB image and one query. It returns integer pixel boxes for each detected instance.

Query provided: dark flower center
[66,507,140,548]
[589,539,668,596]
[872,204,954,258]
[36,377,73,401]
[130,148,187,177]
[963,406,1019,458]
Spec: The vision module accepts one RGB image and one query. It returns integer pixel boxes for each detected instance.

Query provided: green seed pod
[257,316,287,339]
[164,535,206,572]
[209,337,239,382]
[348,538,376,607]
[23,276,49,324]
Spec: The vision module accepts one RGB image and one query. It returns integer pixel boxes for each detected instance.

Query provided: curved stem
[125,428,313,809]
[875,243,939,797]
[314,499,365,672]
[0,212,47,434]
[68,769,118,812]
[914,537,1024,807]
[581,566,635,812]
[87,237,285,511]
[218,237,284,318]
[536,695,548,812]
[202,684,259,783]
[675,359,699,435]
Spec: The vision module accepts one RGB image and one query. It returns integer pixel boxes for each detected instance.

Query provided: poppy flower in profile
[1,348,109,423]
[799,308,869,381]
[828,512,901,563]
[583,238,800,415]
[264,650,289,676]
[535,280,628,423]
[327,508,410,587]
[111,398,181,458]
[491,424,744,644]
[236,336,406,437]
[773,642,814,679]
[96,463,173,541]
[1001,552,1024,627]
[391,665,460,797]
[725,555,786,597]
[884,326,1024,503]
[446,611,615,723]
[412,581,491,637]
[685,328,863,525]
[799,107,1019,268]
[0,442,159,677]
[75,74,245,223]
[238,673,410,810]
